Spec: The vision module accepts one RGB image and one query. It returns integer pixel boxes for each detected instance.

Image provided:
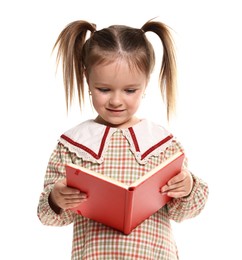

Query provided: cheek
[91,95,106,110]
[91,97,100,107]
[128,96,142,109]
[133,94,143,103]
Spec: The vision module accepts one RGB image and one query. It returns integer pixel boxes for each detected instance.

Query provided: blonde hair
[53,19,177,119]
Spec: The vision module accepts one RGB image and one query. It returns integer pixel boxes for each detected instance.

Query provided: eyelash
[97,88,109,93]
[97,88,137,94]
[125,89,136,94]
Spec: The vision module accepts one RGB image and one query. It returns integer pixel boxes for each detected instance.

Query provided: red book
[66,151,185,235]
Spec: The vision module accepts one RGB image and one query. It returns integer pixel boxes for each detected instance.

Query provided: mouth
[106,108,125,113]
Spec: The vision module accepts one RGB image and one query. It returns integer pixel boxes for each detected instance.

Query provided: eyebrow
[94,82,142,88]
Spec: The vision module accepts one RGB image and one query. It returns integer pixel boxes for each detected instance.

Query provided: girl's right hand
[49,178,87,210]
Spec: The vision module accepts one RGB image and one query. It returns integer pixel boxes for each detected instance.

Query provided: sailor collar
[59,119,174,164]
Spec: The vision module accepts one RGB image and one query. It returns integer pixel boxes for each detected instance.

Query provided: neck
[94,116,141,129]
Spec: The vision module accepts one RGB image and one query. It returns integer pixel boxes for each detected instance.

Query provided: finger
[166,190,187,198]
[63,197,88,209]
[65,197,87,204]
[160,183,185,194]
[80,192,88,199]
[167,182,185,191]
[64,200,87,210]
[161,182,184,193]
[65,193,88,200]
[61,186,82,195]
[61,192,88,202]
[58,179,82,195]
[61,178,67,185]
[167,171,186,186]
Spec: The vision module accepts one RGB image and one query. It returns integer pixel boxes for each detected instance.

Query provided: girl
[38,19,209,259]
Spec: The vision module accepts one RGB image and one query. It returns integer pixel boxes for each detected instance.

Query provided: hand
[161,169,193,198]
[50,178,87,210]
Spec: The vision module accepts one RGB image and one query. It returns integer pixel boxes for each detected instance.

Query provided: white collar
[59,119,173,164]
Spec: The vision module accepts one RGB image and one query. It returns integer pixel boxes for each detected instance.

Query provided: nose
[109,92,122,107]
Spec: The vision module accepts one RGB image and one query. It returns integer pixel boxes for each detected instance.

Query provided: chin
[108,121,125,127]
[110,119,134,128]
[103,119,128,128]
[97,115,134,128]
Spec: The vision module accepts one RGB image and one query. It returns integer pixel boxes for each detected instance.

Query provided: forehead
[89,59,147,85]
[90,58,145,77]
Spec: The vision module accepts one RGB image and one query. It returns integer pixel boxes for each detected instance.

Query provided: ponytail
[53,20,96,110]
[142,20,177,119]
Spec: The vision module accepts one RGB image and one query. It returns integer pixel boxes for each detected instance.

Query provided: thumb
[61,178,67,186]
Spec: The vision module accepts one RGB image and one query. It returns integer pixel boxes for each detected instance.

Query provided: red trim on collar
[128,127,140,152]
[128,127,173,160]
[141,134,173,160]
[98,126,110,158]
[60,126,111,159]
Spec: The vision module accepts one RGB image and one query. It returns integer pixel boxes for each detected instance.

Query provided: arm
[165,172,208,222]
[37,143,84,226]
[161,140,209,222]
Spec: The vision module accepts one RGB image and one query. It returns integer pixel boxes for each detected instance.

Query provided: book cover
[65,151,185,234]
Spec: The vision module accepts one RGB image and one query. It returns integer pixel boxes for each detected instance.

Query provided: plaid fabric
[38,130,209,260]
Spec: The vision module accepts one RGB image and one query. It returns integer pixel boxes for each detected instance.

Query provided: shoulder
[58,119,115,163]
[61,119,101,136]
[134,119,172,139]
[125,119,177,163]
[136,118,185,154]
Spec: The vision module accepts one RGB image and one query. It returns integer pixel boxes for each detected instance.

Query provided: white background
[1,0,241,259]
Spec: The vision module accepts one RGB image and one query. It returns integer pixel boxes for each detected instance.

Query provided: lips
[106,108,125,112]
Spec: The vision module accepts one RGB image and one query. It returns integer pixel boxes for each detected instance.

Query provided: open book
[66,151,185,235]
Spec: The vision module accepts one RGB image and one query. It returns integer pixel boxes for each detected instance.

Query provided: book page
[67,163,129,189]
[129,151,184,188]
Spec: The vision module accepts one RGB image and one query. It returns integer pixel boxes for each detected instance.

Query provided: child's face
[87,59,147,128]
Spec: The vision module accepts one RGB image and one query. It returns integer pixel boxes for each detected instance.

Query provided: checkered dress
[38,120,208,260]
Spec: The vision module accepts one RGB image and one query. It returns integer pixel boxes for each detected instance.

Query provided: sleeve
[37,142,76,226]
[163,139,209,222]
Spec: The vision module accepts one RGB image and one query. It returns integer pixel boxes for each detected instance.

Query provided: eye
[97,88,110,93]
[125,89,137,94]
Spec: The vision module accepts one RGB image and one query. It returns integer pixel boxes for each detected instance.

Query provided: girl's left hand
[161,169,194,198]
